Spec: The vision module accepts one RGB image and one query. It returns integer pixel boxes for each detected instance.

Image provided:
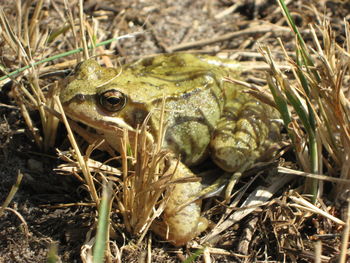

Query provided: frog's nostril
[74,61,84,73]
[75,93,86,102]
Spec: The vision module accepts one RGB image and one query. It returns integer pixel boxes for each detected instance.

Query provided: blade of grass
[54,95,99,204]
[93,181,113,263]
[46,243,58,263]
[182,248,204,263]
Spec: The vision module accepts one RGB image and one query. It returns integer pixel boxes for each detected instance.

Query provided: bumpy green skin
[60,54,280,246]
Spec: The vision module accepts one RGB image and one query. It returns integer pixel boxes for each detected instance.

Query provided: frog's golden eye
[99,89,127,112]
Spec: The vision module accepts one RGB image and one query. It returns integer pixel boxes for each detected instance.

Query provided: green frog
[59,53,280,246]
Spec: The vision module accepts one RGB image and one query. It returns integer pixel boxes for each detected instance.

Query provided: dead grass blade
[288,194,344,225]
[116,99,174,245]
[167,22,290,52]
[0,170,23,217]
[339,197,350,263]
[54,95,99,204]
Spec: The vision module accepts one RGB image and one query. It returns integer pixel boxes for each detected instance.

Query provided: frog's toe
[211,146,249,172]
[151,203,207,246]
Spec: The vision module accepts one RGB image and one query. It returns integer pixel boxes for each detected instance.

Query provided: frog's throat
[97,115,155,144]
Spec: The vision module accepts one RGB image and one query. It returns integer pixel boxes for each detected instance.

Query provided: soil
[0,0,348,262]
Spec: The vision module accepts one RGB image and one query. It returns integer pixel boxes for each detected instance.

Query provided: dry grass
[259,0,350,260]
[114,106,175,245]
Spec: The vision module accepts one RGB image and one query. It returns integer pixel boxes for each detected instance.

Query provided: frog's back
[120,54,243,106]
[126,53,241,81]
[122,54,245,166]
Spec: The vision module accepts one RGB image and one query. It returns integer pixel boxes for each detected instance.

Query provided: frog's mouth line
[64,107,156,146]
[63,107,136,134]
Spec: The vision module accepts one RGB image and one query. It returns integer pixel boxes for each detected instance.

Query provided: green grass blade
[93,182,113,263]
[266,75,292,127]
[182,248,204,263]
[278,0,307,51]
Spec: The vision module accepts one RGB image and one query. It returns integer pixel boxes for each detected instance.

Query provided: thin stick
[0,171,23,217]
[167,24,289,52]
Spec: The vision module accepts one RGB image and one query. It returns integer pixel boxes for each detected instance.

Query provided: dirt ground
[0,0,349,262]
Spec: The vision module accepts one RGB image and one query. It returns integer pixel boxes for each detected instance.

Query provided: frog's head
[59,59,152,134]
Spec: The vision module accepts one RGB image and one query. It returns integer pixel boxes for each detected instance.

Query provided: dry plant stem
[153,96,167,180]
[63,0,80,60]
[41,202,95,209]
[339,200,350,263]
[0,171,23,217]
[156,97,166,153]
[29,77,51,150]
[203,247,211,263]
[214,2,240,19]
[119,129,130,232]
[289,195,344,225]
[278,167,350,184]
[135,149,166,236]
[219,173,260,224]
[28,0,43,48]
[147,235,152,263]
[43,87,60,150]
[238,217,258,255]
[314,241,321,263]
[0,10,15,53]
[15,0,22,61]
[14,89,43,149]
[2,207,29,237]
[54,95,99,205]
[190,244,248,259]
[79,0,89,60]
[167,23,290,52]
[108,241,122,263]
[225,161,252,200]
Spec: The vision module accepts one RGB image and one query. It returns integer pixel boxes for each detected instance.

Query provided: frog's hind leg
[151,159,208,246]
[210,97,280,173]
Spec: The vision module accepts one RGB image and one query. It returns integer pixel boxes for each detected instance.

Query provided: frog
[59,53,280,246]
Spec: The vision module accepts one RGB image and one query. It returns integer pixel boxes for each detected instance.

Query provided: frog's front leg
[210,97,280,173]
[151,159,208,246]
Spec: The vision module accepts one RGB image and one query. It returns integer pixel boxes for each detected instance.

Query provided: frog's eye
[99,89,127,112]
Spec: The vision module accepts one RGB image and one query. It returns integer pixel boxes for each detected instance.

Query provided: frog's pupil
[107,97,120,105]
